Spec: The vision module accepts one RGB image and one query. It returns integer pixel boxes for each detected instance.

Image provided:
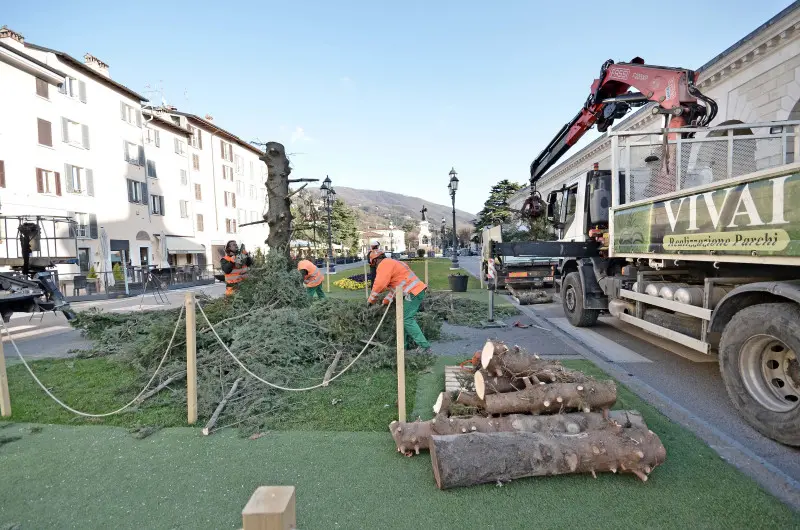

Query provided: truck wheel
[562,272,599,327]
[719,303,800,446]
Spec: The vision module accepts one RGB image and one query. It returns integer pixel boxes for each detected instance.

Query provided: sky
[5,0,795,214]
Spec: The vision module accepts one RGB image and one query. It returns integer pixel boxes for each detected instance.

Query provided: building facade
[0,26,269,286]
[510,3,800,216]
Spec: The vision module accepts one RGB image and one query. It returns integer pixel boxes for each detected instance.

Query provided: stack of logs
[389,340,667,489]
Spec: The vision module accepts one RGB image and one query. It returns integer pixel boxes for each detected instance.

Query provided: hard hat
[370,239,380,248]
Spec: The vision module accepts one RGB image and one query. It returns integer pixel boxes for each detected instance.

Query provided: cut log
[430,426,666,489]
[455,390,485,410]
[322,351,342,387]
[480,340,582,382]
[388,410,647,453]
[433,392,452,415]
[482,380,616,415]
[474,370,525,400]
[480,340,510,376]
[202,377,243,436]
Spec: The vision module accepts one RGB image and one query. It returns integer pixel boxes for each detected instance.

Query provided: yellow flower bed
[334,278,366,290]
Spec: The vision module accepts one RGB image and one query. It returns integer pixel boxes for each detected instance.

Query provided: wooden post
[0,338,11,417]
[242,486,296,530]
[363,260,369,299]
[395,285,406,422]
[185,291,197,425]
[424,258,429,286]
[326,258,331,293]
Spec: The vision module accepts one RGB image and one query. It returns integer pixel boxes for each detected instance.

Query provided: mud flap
[578,260,608,310]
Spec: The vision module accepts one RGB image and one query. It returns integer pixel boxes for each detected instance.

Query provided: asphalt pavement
[457,256,800,509]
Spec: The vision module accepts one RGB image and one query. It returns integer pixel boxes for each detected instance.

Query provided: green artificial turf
[2,356,797,529]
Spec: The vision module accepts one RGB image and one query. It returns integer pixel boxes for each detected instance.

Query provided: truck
[480,226,557,299]
[0,215,77,322]
[514,57,800,446]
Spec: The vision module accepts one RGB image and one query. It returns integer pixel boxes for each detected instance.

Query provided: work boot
[412,346,432,354]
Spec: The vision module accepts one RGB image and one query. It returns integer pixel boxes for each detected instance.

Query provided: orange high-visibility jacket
[297,259,324,288]
[368,258,426,305]
[222,255,250,286]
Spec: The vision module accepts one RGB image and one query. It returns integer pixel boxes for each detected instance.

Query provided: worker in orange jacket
[368,253,430,353]
[220,240,253,296]
[367,239,384,287]
[297,259,325,299]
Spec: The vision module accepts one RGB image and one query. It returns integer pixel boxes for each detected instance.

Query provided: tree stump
[261,142,292,259]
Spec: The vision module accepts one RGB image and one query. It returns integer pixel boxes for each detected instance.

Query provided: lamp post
[320,175,336,273]
[389,222,394,254]
[448,167,460,269]
[440,217,446,256]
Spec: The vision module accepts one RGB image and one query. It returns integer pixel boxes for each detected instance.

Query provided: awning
[166,236,206,254]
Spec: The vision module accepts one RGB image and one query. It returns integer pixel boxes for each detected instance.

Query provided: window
[235,155,244,175]
[36,78,49,99]
[174,138,187,156]
[224,191,236,208]
[74,213,89,238]
[78,247,90,272]
[150,194,165,215]
[225,218,237,233]
[146,160,157,178]
[70,213,97,240]
[145,127,160,147]
[238,208,247,224]
[196,214,204,232]
[59,76,86,102]
[194,183,202,201]
[222,165,233,181]
[249,161,254,179]
[236,180,245,195]
[120,102,142,127]
[61,118,90,149]
[180,169,188,185]
[36,168,61,195]
[250,211,258,223]
[127,179,147,204]
[188,125,202,149]
[124,141,144,165]
[179,200,189,218]
[37,118,53,147]
[64,164,92,195]
[220,141,233,162]
[192,153,200,171]
[249,185,256,200]
[0,161,5,188]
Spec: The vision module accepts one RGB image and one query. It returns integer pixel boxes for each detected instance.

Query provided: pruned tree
[474,180,523,231]
[261,142,292,260]
[330,198,360,256]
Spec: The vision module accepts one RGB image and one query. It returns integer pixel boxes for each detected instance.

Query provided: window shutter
[0,160,5,188]
[36,168,44,193]
[89,214,98,239]
[136,110,142,127]
[159,196,165,216]
[232,220,237,233]
[174,137,179,154]
[220,141,225,159]
[54,171,62,196]
[61,117,69,143]
[197,214,204,232]
[81,124,90,149]
[120,101,126,121]
[127,179,134,203]
[232,193,236,208]
[64,164,74,193]
[141,181,148,205]
[68,211,76,238]
[86,169,94,196]
[78,81,87,103]
[223,193,228,207]
[155,130,160,147]
[198,131,203,149]
[36,78,48,98]
[138,145,145,166]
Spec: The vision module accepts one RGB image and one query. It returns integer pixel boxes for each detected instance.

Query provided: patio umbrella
[100,227,114,287]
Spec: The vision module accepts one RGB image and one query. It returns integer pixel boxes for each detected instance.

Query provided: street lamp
[320,175,336,273]
[440,217,446,256]
[448,167,460,269]
[389,222,394,254]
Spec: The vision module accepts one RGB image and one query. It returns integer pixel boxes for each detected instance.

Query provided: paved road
[458,256,800,508]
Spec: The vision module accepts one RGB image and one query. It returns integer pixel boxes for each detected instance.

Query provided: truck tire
[719,303,800,446]
[561,272,599,327]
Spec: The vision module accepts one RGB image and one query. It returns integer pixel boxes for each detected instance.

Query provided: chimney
[83,53,110,78]
[0,26,24,49]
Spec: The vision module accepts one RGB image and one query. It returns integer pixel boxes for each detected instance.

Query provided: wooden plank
[242,486,296,530]
[395,286,406,422]
[620,289,712,320]
[185,292,197,425]
[0,336,10,417]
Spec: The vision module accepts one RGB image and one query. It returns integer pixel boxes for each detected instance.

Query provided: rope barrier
[196,301,392,392]
[2,305,185,418]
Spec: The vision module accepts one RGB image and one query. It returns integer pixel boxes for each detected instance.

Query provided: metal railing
[611,121,800,205]
[57,265,218,300]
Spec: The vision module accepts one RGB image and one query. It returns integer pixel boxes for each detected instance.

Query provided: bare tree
[260,142,292,260]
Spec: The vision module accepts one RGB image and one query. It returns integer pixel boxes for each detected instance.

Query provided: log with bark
[432,392,452,415]
[430,425,667,489]
[261,141,292,259]
[455,390,485,410]
[389,410,647,454]
[481,380,616,415]
[202,377,244,436]
[479,340,585,383]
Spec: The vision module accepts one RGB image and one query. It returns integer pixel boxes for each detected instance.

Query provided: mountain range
[311,187,476,231]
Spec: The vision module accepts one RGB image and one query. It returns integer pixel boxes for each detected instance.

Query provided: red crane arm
[527,58,717,188]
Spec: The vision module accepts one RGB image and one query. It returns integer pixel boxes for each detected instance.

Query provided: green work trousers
[306,285,326,299]
[403,290,430,349]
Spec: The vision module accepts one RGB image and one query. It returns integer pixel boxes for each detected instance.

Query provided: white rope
[2,305,185,418]
[196,301,392,392]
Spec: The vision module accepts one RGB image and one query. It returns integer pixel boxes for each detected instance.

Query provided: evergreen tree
[330,198,360,255]
[474,180,523,231]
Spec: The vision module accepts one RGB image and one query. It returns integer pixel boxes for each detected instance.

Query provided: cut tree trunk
[322,351,342,387]
[482,380,616,415]
[480,340,580,382]
[430,426,666,489]
[433,392,452,415]
[455,391,485,410]
[473,370,525,399]
[388,410,647,453]
[261,141,292,259]
[202,377,243,436]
